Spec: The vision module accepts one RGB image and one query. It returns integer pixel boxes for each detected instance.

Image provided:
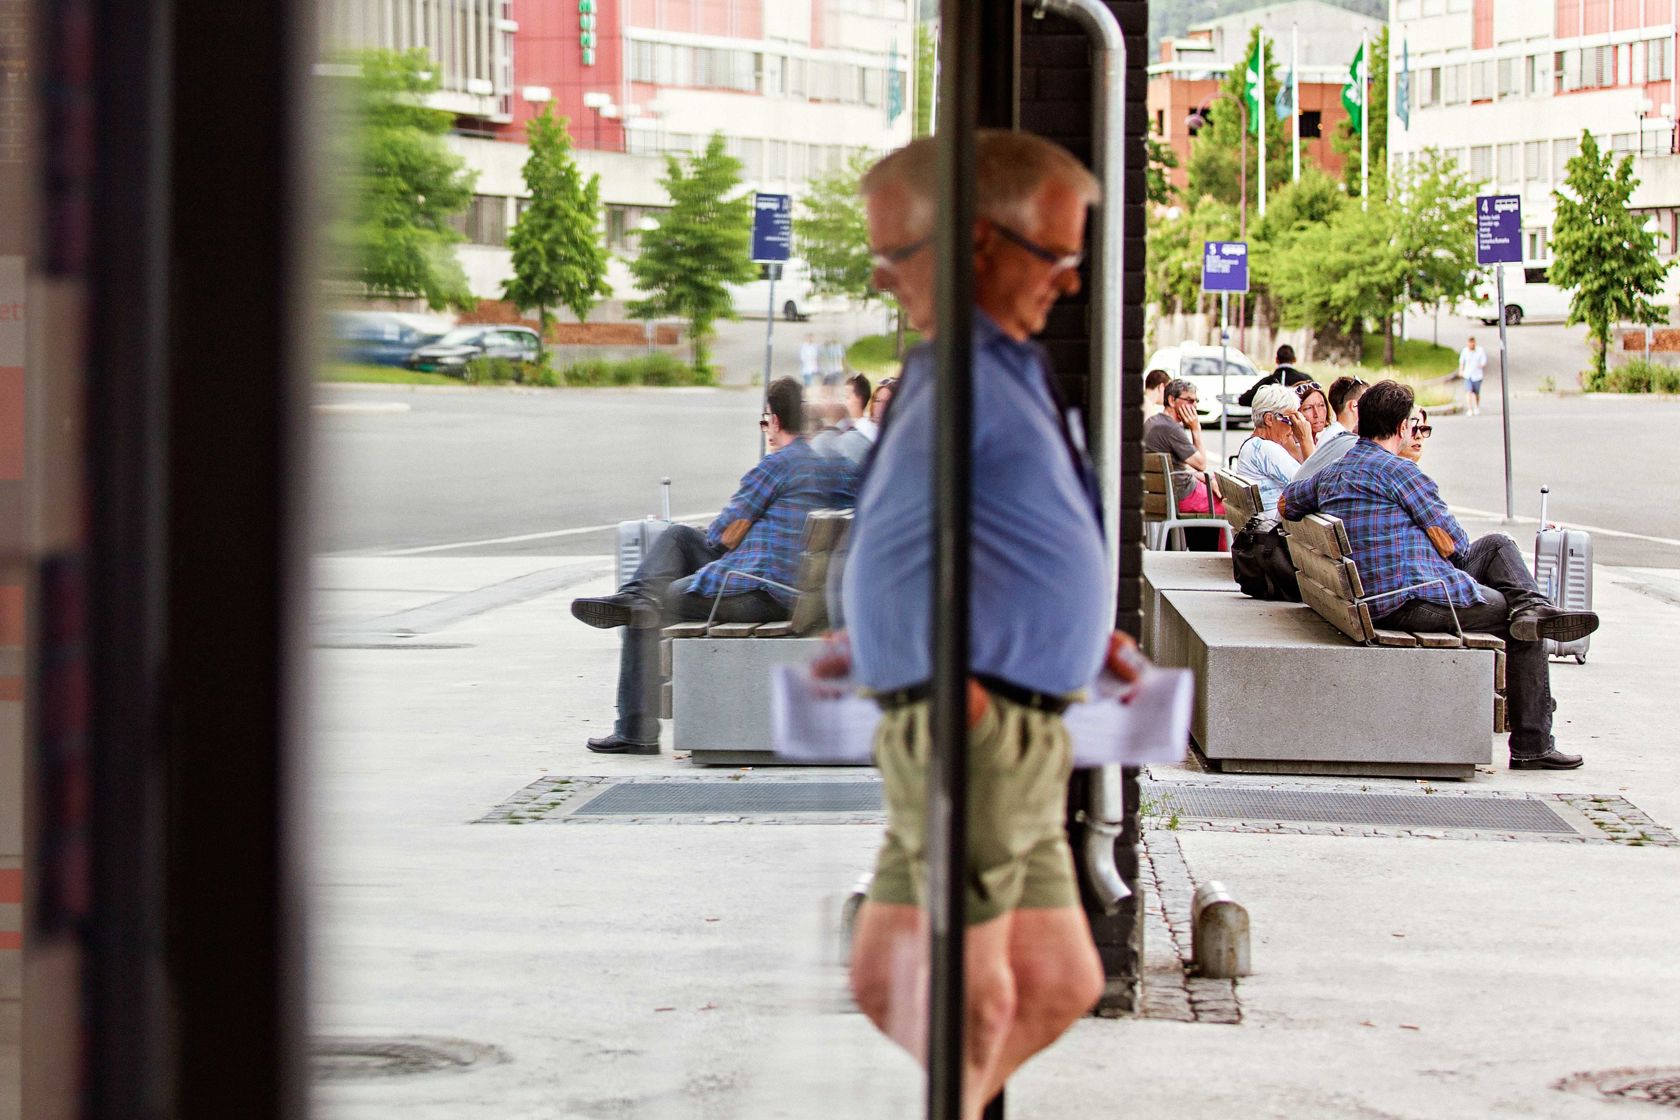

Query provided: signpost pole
[751,191,793,459]
[1220,291,1230,465]
[1497,262,1514,521]
[761,266,776,458]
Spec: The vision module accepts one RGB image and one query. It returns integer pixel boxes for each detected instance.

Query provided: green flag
[1342,43,1365,134]
[1243,40,1263,136]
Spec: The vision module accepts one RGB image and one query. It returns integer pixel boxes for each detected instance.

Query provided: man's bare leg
[981,906,1104,1102]
[850,900,927,1060]
[961,913,1020,1120]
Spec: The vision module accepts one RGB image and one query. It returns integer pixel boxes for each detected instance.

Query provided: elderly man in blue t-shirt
[826,132,1139,1120]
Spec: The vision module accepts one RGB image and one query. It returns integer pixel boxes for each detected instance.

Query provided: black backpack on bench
[1231,514,1301,602]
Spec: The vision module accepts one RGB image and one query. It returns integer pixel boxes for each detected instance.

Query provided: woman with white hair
[1235,382,1316,511]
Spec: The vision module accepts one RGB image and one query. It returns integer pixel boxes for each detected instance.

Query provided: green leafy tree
[1393,148,1481,337]
[1550,130,1672,387]
[1147,124,1180,207]
[1330,27,1389,199]
[1269,196,1406,356]
[628,133,757,376]
[1145,197,1239,315]
[503,106,612,365]
[1184,27,1289,214]
[797,149,876,305]
[913,23,936,137]
[330,49,476,310]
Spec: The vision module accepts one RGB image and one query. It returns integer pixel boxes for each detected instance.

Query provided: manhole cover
[1144,785,1574,834]
[312,1036,507,1081]
[1557,1068,1680,1107]
[571,779,883,816]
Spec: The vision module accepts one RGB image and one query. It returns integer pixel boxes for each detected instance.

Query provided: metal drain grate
[571,780,883,816]
[1145,785,1574,834]
[312,1036,507,1081]
[1557,1068,1680,1107]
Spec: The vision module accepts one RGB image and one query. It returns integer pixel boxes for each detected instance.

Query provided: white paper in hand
[770,663,880,764]
[1062,666,1193,768]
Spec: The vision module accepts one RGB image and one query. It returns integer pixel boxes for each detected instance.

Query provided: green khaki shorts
[866,694,1079,926]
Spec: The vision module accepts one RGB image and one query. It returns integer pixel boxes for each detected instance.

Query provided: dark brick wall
[1021,0,1149,1013]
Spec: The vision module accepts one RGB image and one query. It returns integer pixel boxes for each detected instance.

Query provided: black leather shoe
[587,733,660,755]
[572,592,658,630]
[1510,748,1584,770]
[1509,605,1600,644]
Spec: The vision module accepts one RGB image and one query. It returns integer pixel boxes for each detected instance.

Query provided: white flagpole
[1259,31,1267,218]
[1292,23,1301,181]
[1360,29,1369,210]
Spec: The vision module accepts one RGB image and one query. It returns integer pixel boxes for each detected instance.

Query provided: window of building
[1526,53,1546,95]
[1442,64,1461,102]
[1524,139,1546,181]
[1496,56,1520,98]
[1524,228,1550,261]
[1470,144,1493,180]
[767,140,787,180]
[604,204,669,252]
[1497,142,1519,182]
[1298,109,1322,138]
[1470,59,1494,101]
[455,195,507,246]
[1417,66,1440,108]
[1648,37,1673,82]
[1553,135,1579,180]
[739,137,763,180]
[761,53,784,96]
[1611,132,1635,155]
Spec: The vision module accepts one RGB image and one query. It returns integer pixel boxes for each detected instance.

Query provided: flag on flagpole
[1243,39,1264,135]
[1396,40,1411,130]
[1275,64,1294,120]
[1342,42,1366,133]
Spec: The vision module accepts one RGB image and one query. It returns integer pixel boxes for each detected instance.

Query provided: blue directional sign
[1201,241,1249,293]
[751,192,793,262]
[1476,194,1523,265]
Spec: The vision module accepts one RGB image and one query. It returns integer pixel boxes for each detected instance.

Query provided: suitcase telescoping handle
[1538,485,1550,529]
[660,477,672,522]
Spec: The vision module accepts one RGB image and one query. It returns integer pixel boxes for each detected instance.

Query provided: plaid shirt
[693,437,858,607]
[1280,438,1481,615]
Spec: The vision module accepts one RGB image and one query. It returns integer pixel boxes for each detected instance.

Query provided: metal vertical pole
[1292,24,1301,182]
[930,2,978,1117]
[1497,263,1515,520]
[1220,291,1230,465]
[761,267,776,457]
[1258,32,1267,219]
[1360,29,1370,209]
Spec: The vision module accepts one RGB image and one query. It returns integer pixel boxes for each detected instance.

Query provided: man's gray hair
[1163,377,1196,402]
[859,130,1101,239]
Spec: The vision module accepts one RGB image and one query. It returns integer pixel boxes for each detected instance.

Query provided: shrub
[1600,358,1680,393]
[464,356,519,384]
[558,351,706,387]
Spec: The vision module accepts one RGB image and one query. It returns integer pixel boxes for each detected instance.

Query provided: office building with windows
[1392,0,1680,286]
[323,0,917,302]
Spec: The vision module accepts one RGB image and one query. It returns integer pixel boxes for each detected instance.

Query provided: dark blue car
[331,311,448,367]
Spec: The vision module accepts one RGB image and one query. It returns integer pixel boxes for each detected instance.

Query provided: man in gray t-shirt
[1143,378,1221,513]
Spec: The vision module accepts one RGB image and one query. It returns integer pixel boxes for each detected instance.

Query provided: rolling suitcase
[1532,485,1593,664]
[615,478,673,588]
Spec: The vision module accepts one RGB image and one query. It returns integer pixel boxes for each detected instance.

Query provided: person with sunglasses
[1234,383,1316,512]
[1295,381,1331,437]
[839,130,1139,1120]
[1399,407,1431,464]
[1281,380,1598,771]
[570,375,858,755]
[1293,375,1368,483]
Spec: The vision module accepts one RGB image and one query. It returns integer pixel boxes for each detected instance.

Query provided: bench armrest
[1356,578,1464,641]
[707,570,802,627]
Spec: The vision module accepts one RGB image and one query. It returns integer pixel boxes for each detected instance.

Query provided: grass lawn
[318,362,462,386]
[846,330,922,377]
[1302,336,1459,409]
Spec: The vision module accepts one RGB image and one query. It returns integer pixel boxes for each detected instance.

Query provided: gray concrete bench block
[1143,551,1239,663]
[672,636,832,766]
[1154,588,1493,779]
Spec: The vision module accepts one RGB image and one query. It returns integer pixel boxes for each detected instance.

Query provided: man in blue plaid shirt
[1281,380,1599,771]
[571,376,858,754]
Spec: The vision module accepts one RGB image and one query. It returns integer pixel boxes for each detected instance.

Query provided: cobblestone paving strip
[1139,829,1241,1026]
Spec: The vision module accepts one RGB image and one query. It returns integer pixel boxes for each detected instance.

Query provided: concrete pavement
[309,547,1680,1119]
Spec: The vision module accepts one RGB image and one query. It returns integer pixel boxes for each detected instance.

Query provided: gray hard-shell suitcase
[615,478,673,588]
[1532,486,1592,664]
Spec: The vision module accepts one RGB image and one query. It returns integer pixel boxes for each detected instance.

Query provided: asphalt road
[315,316,1680,569]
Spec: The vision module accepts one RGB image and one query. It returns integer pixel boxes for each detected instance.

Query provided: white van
[1474,264,1572,326]
[729,259,843,321]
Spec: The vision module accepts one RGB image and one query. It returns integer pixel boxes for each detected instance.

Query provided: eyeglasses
[870,237,931,272]
[993,224,1084,276]
[1410,422,1433,438]
[758,415,771,430]
[1294,381,1325,399]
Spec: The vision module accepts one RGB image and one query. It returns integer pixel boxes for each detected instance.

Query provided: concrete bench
[1142,550,1238,663]
[665,509,853,766]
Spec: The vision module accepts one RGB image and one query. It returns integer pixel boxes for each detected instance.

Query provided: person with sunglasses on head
[569,375,858,755]
[831,130,1140,1120]
[1281,380,1599,772]
[1295,381,1331,438]
[1292,375,1368,483]
[1235,383,1316,512]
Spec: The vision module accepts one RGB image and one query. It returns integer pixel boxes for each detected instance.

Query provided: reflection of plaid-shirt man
[693,438,857,606]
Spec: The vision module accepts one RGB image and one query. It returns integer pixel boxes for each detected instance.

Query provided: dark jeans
[1375,533,1554,759]
[614,523,787,743]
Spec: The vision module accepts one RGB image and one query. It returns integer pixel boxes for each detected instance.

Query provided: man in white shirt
[1457,336,1487,416]
[1235,382,1314,511]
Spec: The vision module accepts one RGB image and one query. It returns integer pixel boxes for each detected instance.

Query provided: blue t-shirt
[842,312,1109,695]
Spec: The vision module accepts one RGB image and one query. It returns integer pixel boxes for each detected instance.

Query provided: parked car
[1143,343,1261,428]
[404,324,542,374]
[729,260,843,321]
[1474,265,1572,326]
[330,310,448,367]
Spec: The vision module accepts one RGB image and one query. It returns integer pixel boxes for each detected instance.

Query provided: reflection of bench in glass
[1143,511,1508,781]
[661,509,853,767]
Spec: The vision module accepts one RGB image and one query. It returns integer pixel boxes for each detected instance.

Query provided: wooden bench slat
[802,510,851,553]
[1143,492,1172,518]
[707,622,761,638]
[1411,630,1464,649]
[664,622,710,639]
[1372,628,1419,647]
[1287,513,1346,560]
[1493,649,1506,691]
[1494,695,1508,734]
[1296,571,1369,643]
[660,637,673,677]
[753,621,795,638]
[660,680,673,720]
[1461,631,1505,651]
[795,552,831,593]
[789,593,828,635]
[1286,539,1361,602]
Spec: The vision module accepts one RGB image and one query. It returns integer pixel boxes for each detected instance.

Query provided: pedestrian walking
[1458,336,1487,415]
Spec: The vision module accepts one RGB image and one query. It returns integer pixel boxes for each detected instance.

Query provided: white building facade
[1391,0,1680,289]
